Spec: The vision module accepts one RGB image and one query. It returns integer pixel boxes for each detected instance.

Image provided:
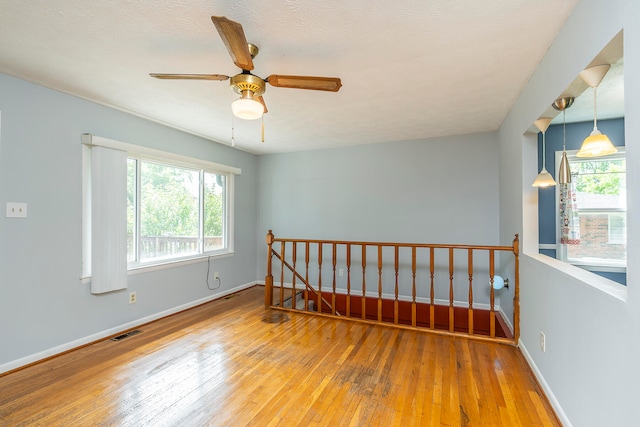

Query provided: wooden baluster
[280,241,286,308]
[394,245,399,325]
[429,247,435,329]
[411,247,417,327]
[304,241,310,311]
[361,245,367,320]
[449,247,454,333]
[513,234,520,343]
[292,242,297,310]
[377,245,383,322]
[468,248,474,336]
[332,243,337,315]
[265,230,274,308]
[317,243,323,314]
[346,243,352,318]
[489,249,496,338]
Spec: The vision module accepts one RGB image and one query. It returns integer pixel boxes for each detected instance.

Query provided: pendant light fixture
[577,64,617,157]
[532,117,556,187]
[552,96,575,184]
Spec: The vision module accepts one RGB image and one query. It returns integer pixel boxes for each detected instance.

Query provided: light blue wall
[258,134,499,246]
[0,74,259,369]
[499,0,640,425]
[257,133,504,305]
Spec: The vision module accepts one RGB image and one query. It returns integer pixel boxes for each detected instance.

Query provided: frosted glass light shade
[576,130,617,157]
[231,97,264,120]
[532,117,555,187]
[532,168,557,187]
[493,275,505,290]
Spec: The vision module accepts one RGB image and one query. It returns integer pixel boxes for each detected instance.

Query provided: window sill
[569,263,626,274]
[128,251,235,275]
[529,253,627,302]
[80,251,234,284]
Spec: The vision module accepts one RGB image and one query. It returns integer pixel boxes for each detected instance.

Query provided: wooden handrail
[265,230,520,345]
[272,237,515,251]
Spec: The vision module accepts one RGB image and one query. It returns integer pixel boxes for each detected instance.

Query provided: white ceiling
[0,0,583,155]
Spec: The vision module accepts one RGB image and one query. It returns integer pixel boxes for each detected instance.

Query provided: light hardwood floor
[0,286,559,426]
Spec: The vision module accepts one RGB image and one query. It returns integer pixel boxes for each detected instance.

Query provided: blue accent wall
[537,117,625,283]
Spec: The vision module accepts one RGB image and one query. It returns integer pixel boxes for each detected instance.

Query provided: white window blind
[90,146,128,294]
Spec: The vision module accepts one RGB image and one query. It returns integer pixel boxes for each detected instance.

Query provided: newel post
[265,230,275,308]
[513,234,520,344]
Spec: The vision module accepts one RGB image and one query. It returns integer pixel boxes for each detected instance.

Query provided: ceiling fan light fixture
[231,90,264,120]
[150,16,341,123]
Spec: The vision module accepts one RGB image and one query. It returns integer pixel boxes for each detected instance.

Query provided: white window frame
[554,147,626,273]
[81,134,240,279]
[607,212,626,244]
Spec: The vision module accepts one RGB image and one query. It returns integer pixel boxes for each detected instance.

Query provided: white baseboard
[269,281,497,311]
[498,307,514,334]
[0,281,258,375]
[519,341,572,427]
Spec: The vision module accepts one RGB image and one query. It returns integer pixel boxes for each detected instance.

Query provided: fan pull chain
[261,115,265,143]
[231,114,236,147]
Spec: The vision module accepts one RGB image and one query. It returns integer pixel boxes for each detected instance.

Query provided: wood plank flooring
[0,286,560,426]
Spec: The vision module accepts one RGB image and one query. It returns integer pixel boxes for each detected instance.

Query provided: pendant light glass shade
[533,168,557,187]
[532,117,556,187]
[577,65,617,158]
[231,90,264,120]
[576,128,617,157]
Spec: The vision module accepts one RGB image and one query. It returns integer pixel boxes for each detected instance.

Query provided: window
[82,134,239,280]
[556,148,626,269]
[127,158,229,265]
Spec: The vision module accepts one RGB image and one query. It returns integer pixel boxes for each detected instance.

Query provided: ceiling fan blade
[211,16,254,71]
[256,96,268,114]
[266,75,342,92]
[149,73,229,81]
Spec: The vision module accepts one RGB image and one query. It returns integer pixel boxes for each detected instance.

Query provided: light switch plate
[6,202,28,218]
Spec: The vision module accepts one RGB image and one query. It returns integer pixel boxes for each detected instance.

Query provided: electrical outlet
[540,331,546,352]
[214,272,219,280]
[129,292,137,304]
[6,202,28,218]
[339,269,344,277]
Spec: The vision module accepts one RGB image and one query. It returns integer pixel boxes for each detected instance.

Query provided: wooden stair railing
[265,230,520,345]
[269,246,337,315]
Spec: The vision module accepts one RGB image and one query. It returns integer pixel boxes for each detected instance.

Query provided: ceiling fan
[150,15,342,121]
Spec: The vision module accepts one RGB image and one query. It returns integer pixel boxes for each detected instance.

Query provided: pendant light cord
[563,110,567,151]
[231,114,236,147]
[541,130,546,169]
[592,87,599,131]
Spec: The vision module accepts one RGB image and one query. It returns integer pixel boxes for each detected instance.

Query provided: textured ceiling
[0,0,583,154]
